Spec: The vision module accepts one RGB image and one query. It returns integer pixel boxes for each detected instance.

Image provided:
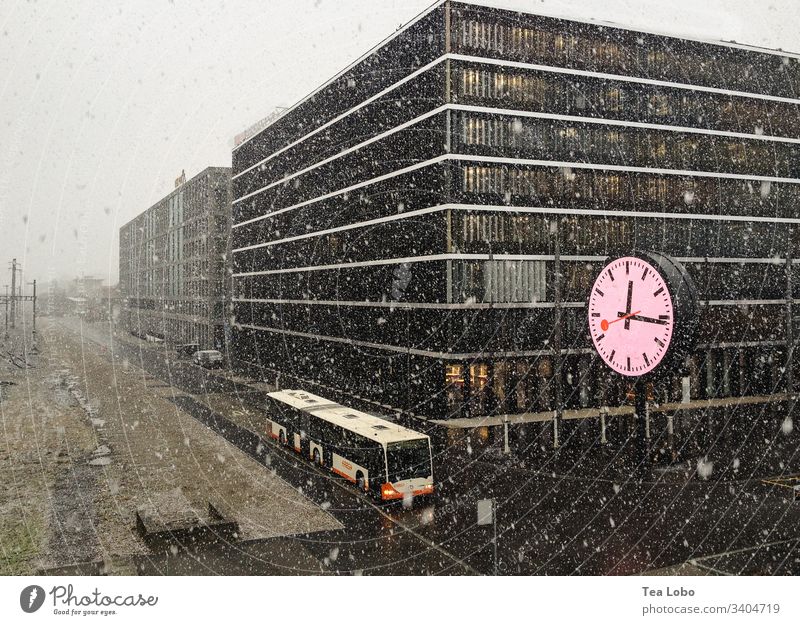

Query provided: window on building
[453,259,547,303]
[649,93,672,117]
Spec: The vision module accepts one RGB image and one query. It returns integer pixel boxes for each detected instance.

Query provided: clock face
[588,256,674,377]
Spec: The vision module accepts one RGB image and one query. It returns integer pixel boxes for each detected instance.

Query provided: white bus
[265,389,434,501]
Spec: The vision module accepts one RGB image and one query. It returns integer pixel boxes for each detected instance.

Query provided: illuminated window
[525,76,547,106]
[647,50,667,72]
[650,139,668,160]
[461,69,479,97]
[493,72,506,98]
[470,364,489,390]
[727,142,747,163]
[507,75,523,101]
[329,234,340,254]
[533,29,552,59]
[553,33,580,61]
[677,139,699,164]
[558,126,581,153]
[554,34,565,55]
[598,174,621,201]
[644,177,669,204]
[446,364,464,386]
[510,27,522,54]
[600,42,622,66]
[605,88,624,111]
[650,93,672,117]
[463,166,474,192]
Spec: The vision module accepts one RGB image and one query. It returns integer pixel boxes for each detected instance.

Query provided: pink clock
[588,255,675,377]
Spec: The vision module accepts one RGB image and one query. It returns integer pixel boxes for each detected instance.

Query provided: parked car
[192,350,224,368]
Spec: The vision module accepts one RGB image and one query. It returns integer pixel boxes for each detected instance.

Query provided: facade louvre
[120,167,232,350]
[231,0,800,420]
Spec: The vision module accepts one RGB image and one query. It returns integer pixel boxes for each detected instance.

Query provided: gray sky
[1,0,798,288]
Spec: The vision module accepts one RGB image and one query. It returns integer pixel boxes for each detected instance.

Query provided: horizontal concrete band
[431,392,793,428]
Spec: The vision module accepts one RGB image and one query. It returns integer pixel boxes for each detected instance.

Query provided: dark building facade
[120,167,231,350]
[231,1,800,421]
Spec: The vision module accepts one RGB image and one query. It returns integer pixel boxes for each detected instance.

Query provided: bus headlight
[381,483,402,500]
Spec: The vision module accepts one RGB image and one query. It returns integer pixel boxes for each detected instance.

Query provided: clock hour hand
[624,280,633,329]
[629,314,669,325]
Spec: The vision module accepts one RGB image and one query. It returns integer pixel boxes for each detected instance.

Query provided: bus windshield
[386,439,432,483]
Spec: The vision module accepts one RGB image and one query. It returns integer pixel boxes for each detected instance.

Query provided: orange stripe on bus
[332,467,356,483]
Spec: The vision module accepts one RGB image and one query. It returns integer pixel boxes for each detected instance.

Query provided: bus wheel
[313,449,321,465]
[279,431,286,446]
[356,472,366,491]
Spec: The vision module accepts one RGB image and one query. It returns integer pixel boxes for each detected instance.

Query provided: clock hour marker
[608,269,615,281]
[625,261,629,275]
[595,288,605,297]
[641,267,649,280]
[654,337,665,347]
[642,353,650,366]
[659,314,669,320]
[597,334,605,341]
[626,357,631,371]
[610,350,615,362]
[653,287,664,296]
[591,312,600,317]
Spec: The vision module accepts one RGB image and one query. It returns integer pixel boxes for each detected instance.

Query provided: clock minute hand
[629,314,669,325]
[624,280,633,329]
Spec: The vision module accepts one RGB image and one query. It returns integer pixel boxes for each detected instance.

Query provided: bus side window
[297,411,309,437]
[342,430,359,457]
[331,424,345,451]
[307,417,318,442]
[317,421,328,444]
[320,421,343,451]
[367,441,384,479]
[277,406,289,429]
[348,433,366,467]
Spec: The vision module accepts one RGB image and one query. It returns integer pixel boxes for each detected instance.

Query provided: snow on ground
[0,317,340,574]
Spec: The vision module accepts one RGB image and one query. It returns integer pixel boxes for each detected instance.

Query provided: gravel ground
[0,321,96,574]
[0,317,340,574]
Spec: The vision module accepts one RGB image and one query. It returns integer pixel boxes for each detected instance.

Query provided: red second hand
[600,310,640,332]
